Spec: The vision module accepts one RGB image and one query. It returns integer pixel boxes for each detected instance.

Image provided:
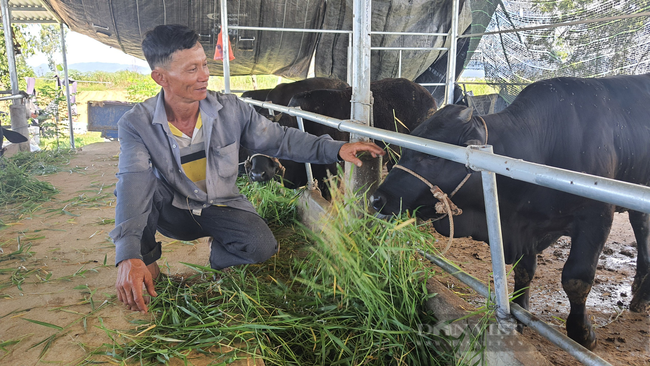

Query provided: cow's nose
[249,171,266,182]
[370,193,386,212]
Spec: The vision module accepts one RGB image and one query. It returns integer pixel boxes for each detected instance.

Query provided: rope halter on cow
[391,115,488,253]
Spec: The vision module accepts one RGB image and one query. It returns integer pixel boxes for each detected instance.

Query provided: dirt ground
[430,215,650,365]
[0,142,257,365]
[1,141,648,365]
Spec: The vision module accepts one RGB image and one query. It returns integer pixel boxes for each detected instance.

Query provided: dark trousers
[141,180,278,270]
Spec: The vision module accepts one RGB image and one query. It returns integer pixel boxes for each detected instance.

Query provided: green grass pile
[0,158,57,212]
[8,149,74,175]
[237,179,299,227]
[0,149,75,214]
[97,180,476,365]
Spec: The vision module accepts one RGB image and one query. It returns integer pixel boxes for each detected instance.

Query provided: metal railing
[0,94,26,102]
[222,25,453,94]
[242,99,650,214]
[240,97,633,366]
[219,2,456,103]
[419,250,612,366]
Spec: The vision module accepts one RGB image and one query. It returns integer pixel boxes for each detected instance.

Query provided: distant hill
[32,62,150,75]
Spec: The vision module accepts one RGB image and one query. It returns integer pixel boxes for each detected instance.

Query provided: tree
[529,0,648,78]
[38,25,63,72]
[0,24,36,91]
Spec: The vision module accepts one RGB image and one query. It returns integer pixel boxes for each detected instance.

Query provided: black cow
[265,77,349,115]
[238,78,349,177]
[240,79,349,120]
[0,126,28,157]
[241,88,272,101]
[240,88,273,116]
[248,78,438,196]
[370,74,650,350]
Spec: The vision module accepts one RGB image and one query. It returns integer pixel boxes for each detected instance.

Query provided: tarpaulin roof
[0,0,60,24]
[34,0,494,82]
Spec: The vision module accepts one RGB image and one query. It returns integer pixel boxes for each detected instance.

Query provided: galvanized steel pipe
[350,0,372,143]
[296,115,316,190]
[372,30,449,37]
[418,250,612,366]
[228,25,351,34]
[60,23,75,149]
[0,94,25,101]
[370,46,449,51]
[445,0,460,105]
[219,0,231,93]
[348,0,380,193]
[1,0,19,96]
[240,98,650,214]
[477,145,513,323]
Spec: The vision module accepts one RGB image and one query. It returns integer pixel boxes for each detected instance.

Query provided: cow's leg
[629,210,650,313]
[562,208,613,350]
[513,253,537,311]
[513,253,537,333]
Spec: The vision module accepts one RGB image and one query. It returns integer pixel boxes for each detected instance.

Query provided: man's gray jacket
[110,90,345,265]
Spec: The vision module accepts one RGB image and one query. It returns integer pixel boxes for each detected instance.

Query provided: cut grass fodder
[0,337,25,362]
[0,149,76,215]
[20,285,111,361]
[0,158,57,212]
[237,178,299,227]
[47,182,116,217]
[7,149,75,176]
[97,180,484,365]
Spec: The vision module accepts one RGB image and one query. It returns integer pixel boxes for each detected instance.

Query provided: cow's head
[244,154,284,183]
[370,105,487,229]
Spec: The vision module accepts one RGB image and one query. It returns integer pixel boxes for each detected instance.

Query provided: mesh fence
[466,0,650,103]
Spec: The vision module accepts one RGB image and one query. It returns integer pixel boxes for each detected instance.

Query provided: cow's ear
[2,128,27,143]
[272,113,283,122]
[458,106,473,123]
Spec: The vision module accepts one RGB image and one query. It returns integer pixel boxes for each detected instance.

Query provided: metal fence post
[347,0,381,196]
[475,144,516,328]
[445,0,460,105]
[0,0,17,97]
[60,23,75,149]
[1,0,29,151]
[398,50,402,78]
[220,0,231,93]
[296,114,316,190]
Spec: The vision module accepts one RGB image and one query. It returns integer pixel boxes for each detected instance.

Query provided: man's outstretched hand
[338,141,385,167]
[116,258,158,313]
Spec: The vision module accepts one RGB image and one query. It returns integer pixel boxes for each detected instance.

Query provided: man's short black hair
[142,24,200,69]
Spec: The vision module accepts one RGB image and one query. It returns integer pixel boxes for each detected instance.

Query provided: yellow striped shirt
[168,114,207,192]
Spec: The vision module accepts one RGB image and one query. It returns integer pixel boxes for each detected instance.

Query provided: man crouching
[110,24,384,313]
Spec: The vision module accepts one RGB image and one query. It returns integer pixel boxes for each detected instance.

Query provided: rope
[382,116,489,253]
[450,173,471,198]
[392,164,464,254]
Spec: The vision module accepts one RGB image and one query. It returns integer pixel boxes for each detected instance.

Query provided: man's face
[158,42,209,102]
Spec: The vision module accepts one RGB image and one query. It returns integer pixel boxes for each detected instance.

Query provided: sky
[25,25,150,73]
